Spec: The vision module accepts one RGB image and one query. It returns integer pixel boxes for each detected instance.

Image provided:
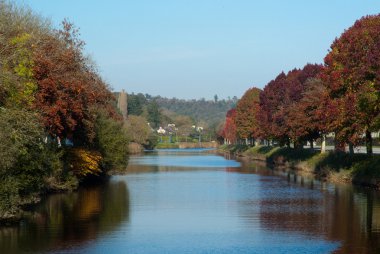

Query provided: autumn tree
[286,64,324,148]
[323,14,380,155]
[258,64,323,148]
[287,78,326,148]
[258,70,302,146]
[32,20,116,144]
[221,108,237,144]
[235,87,261,145]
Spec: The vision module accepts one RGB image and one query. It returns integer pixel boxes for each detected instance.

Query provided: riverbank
[219,144,380,188]
[156,142,219,149]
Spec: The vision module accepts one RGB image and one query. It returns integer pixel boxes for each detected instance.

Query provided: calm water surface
[1,148,380,253]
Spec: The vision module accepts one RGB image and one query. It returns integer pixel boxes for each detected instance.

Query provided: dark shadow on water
[0,179,130,254]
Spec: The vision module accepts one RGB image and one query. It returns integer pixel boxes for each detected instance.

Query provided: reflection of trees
[0,180,130,254]
[250,169,380,254]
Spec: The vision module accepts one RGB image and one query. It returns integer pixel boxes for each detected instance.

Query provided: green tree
[147,100,161,128]
[127,93,146,116]
[93,109,129,171]
[0,108,62,216]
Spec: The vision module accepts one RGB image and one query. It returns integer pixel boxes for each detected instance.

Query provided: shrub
[93,110,129,171]
[0,108,51,216]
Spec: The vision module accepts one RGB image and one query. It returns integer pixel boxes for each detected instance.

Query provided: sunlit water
[1,148,380,253]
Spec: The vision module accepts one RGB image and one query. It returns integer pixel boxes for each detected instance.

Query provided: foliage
[146,100,161,128]
[323,14,380,153]
[32,21,116,142]
[0,108,54,215]
[235,87,261,140]
[220,108,237,143]
[253,64,323,146]
[127,93,146,116]
[125,115,151,145]
[93,110,129,171]
[145,133,159,150]
[155,96,236,131]
[67,148,102,177]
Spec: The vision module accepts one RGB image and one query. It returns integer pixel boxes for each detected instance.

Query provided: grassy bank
[156,143,180,149]
[156,142,218,149]
[220,145,380,188]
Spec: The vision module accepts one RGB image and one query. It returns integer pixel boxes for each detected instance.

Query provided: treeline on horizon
[0,1,128,218]
[221,14,380,156]
[120,92,237,143]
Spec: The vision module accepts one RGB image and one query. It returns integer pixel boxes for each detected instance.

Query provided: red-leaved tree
[323,14,380,154]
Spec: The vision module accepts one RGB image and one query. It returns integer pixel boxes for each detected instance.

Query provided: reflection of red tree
[253,174,380,253]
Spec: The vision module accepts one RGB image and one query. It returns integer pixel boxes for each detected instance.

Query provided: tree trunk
[348,142,354,155]
[321,135,326,154]
[286,139,291,148]
[366,130,373,155]
[309,139,314,150]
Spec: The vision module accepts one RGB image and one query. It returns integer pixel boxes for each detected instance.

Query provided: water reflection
[2,149,380,253]
[0,179,130,254]
[238,162,380,254]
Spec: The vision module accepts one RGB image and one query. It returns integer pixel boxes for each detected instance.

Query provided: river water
[1,148,380,253]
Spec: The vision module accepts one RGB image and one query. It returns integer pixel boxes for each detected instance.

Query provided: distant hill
[114,91,237,131]
[153,96,237,128]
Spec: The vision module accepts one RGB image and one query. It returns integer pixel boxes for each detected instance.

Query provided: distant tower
[117,89,128,120]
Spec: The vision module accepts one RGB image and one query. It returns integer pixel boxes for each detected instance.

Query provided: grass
[219,144,249,154]
[156,143,180,149]
[226,144,380,187]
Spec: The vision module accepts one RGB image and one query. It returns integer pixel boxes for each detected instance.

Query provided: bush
[93,110,129,171]
[66,148,102,177]
[144,133,159,150]
[0,108,53,216]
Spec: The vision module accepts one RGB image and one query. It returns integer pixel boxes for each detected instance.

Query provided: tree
[221,108,237,144]
[93,109,129,171]
[258,64,323,147]
[0,108,62,214]
[125,115,151,145]
[147,100,161,128]
[286,64,324,147]
[127,93,146,116]
[235,87,261,144]
[32,20,115,143]
[287,78,326,148]
[323,14,380,155]
[258,71,302,146]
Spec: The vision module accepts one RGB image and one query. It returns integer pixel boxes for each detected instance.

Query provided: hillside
[153,96,237,127]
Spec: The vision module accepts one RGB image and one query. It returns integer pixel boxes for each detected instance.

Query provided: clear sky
[15,0,380,99]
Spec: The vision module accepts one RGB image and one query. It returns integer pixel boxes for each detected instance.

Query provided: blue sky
[15,0,380,99]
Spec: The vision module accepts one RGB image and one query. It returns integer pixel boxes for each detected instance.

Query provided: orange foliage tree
[235,87,261,144]
[32,20,117,144]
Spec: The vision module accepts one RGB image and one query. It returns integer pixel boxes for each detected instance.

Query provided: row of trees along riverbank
[219,15,380,186]
[220,14,380,155]
[0,2,128,222]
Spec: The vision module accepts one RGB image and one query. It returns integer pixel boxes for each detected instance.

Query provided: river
[1,148,380,253]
